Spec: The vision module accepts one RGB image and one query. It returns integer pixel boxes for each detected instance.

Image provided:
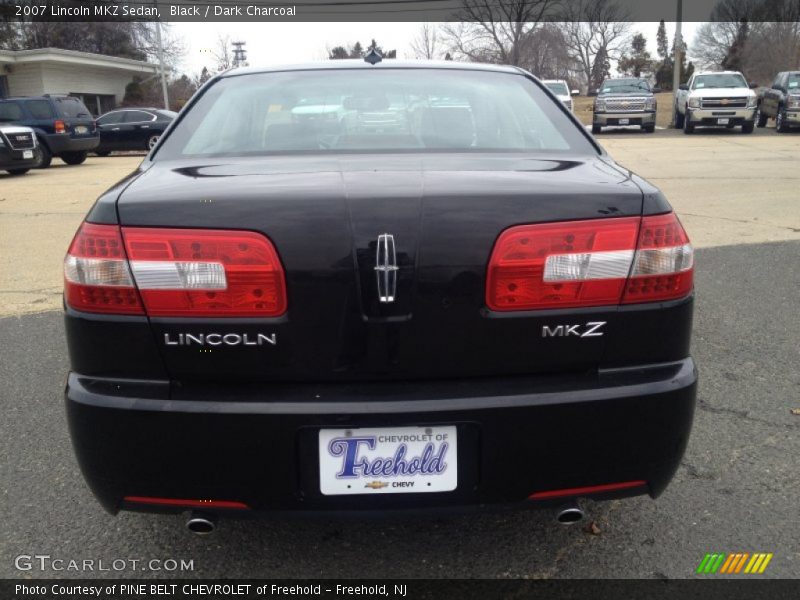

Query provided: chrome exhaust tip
[555,502,585,525]
[187,512,216,535]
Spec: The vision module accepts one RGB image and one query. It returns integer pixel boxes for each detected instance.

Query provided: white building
[0,48,158,115]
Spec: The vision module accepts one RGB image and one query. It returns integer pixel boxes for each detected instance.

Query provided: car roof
[221,59,524,79]
[693,71,744,76]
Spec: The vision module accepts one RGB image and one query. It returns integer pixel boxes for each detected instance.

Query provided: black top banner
[2,0,800,22]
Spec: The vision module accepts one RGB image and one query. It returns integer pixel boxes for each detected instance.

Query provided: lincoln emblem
[374,233,399,303]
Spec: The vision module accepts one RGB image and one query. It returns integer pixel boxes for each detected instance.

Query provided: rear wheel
[674,107,685,128]
[643,123,655,133]
[741,121,754,134]
[755,105,768,127]
[61,151,87,165]
[776,106,790,133]
[37,142,52,168]
[146,135,160,151]
[591,124,602,134]
[5,169,29,175]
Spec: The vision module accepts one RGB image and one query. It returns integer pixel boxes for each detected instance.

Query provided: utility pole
[232,41,248,68]
[671,0,683,126]
[154,1,170,110]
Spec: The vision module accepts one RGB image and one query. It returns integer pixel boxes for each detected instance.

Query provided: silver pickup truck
[674,71,758,134]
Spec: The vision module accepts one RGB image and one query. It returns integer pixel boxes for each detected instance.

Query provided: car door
[121,110,156,150]
[766,74,783,116]
[96,111,126,150]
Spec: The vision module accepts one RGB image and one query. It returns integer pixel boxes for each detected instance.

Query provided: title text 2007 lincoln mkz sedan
[63,59,696,533]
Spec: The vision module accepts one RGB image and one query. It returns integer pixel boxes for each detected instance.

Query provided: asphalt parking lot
[1,129,798,579]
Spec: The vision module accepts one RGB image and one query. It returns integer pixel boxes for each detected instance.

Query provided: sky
[170,21,702,77]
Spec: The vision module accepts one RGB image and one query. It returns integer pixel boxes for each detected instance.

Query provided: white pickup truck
[674,71,758,133]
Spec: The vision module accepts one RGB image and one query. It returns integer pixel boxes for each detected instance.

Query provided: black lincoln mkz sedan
[94,107,177,155]
[64,60,696,533]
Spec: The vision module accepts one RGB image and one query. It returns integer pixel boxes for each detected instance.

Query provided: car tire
[61,151,88,165]
[95,150,111,157]
[37,142,52,169]
[755,106,768,127]
[776,106,789,133]
[6,169,29,175]
[683,113,694,134]
[674,108,685,128]
[741,121,754,134]
[591,124,602,134]
[643,124,655,133]
[146,135,160,151]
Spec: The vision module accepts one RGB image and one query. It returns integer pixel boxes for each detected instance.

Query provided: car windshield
[600,79,650,93]
[692,74,747,89]
[155,68,596,159]
[787,74,800,90]
[545,82,569,95]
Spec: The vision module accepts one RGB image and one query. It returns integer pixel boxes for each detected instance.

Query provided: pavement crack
[697,399,798,430]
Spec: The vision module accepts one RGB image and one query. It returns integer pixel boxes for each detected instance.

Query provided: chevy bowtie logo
[721,99,730,105]
[364,481,389,490]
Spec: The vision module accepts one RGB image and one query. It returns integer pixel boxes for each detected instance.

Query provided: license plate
[318,426,457,495]
[74,126,88,134]
[23,150,33,159]
[618,118,630,125]
[717,118,730,125]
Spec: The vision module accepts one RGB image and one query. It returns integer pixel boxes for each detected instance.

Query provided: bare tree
[440,0,560,66]
[410,24,441,60]
[213,34,233,72]
[558,0,631,91]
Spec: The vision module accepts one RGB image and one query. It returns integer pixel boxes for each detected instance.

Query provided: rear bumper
[42,134,99,154]
[66,358,697,516]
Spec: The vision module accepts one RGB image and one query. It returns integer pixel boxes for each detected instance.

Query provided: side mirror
[588,90,598,97]
[749,82,759,89]
[679,84,689,91]
[571,89,580,96]
[652,87,662,94]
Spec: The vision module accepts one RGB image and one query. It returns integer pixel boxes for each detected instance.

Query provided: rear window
[155,68,596,159]
[57,97,91,118]
[545,82,569,95]
[25,99,55,119]
[0,102,24,122]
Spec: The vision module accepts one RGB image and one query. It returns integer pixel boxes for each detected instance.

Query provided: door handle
[111,127,120,131]
[140,125,150,129]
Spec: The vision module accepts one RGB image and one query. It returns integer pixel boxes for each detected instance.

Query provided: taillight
[64,223,144,314]
[54,120,66,134]
[486,213,693,311]
[64,224,287,317]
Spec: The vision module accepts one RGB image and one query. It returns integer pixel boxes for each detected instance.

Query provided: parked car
[0,94,98,166]
[95,108,178,155]
[0,124,40,175]
[756,71,800,132]
[63,60,696,531]
[591,78,659,134]
[542,79,579,111]
[675,71,758,133]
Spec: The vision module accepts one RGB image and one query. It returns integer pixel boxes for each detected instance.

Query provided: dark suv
[0,95,99,167]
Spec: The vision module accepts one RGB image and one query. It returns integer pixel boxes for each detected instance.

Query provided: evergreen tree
[618,33,653,78]
[656,20,669,60]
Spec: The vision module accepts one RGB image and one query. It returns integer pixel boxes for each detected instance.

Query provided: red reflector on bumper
[528,480,647,500]
[123,496,250,509]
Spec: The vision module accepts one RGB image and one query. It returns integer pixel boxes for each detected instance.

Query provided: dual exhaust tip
[186,512,216,535]
[186,504,585,534]
[555,501,585,525]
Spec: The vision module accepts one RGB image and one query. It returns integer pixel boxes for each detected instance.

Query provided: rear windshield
[57,97,92,118]
[545,82,569,95]
[600,79,650,94]
[155,69,596,159]
[692,73,747,89]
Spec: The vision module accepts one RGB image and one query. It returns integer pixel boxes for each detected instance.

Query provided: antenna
[364,48,382,65]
